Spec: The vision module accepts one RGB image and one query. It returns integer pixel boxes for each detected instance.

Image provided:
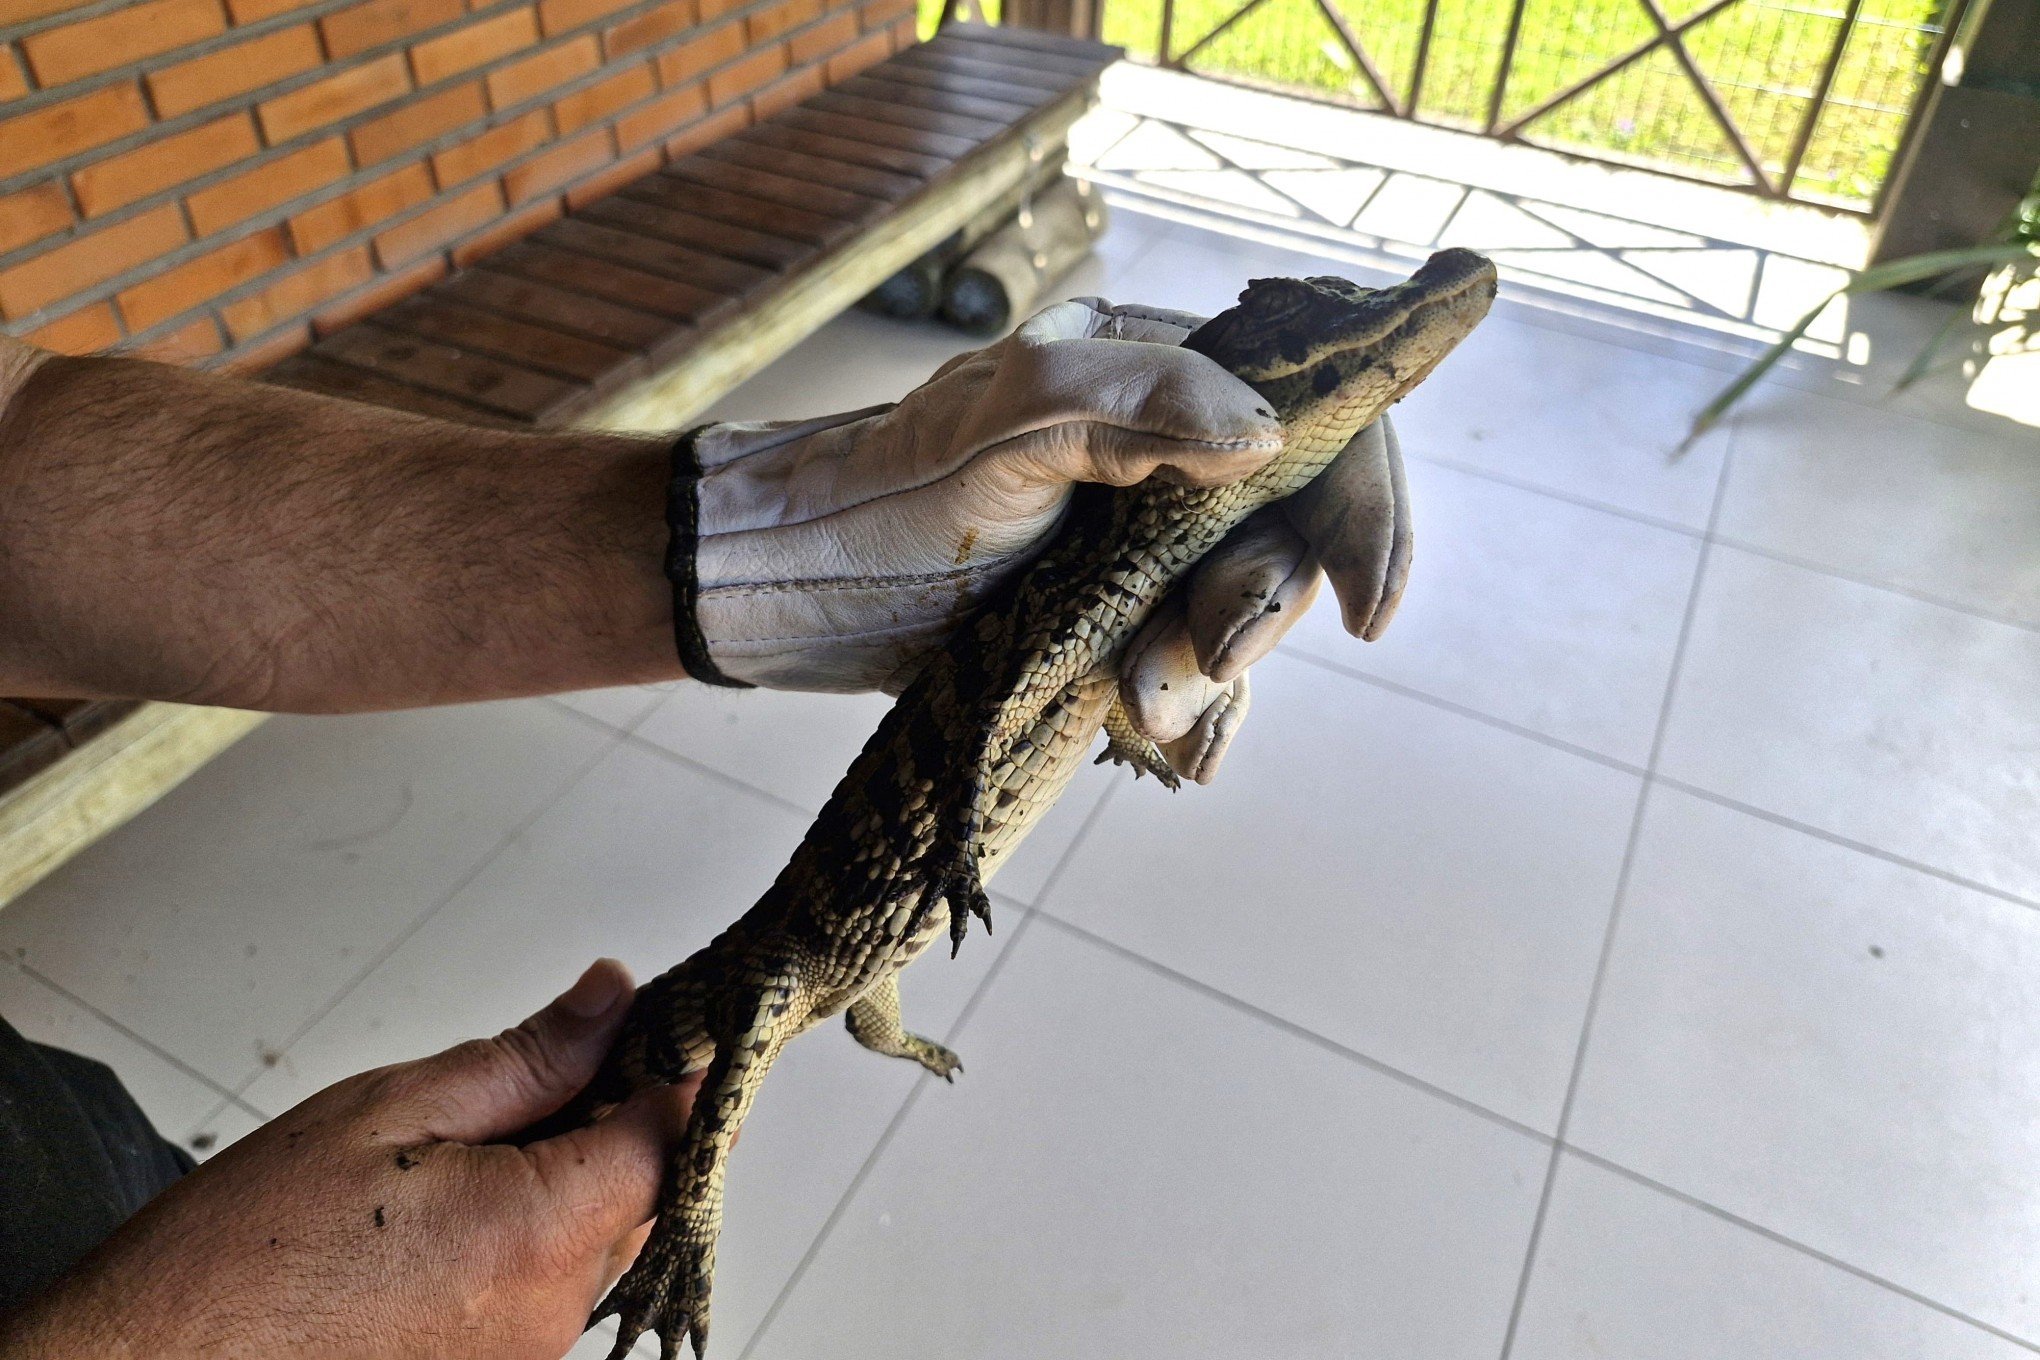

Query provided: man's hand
[686,298,1412,781]
[0,960,693,1360]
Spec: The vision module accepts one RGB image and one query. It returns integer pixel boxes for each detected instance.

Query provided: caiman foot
[1098,695,1182,790]
[846,977,963,1081]
[593,1212,714,1360]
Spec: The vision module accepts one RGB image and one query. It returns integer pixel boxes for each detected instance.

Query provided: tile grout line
[223,717,631,1104]
[1495,412,1738,1359]
[1566,1147,2040,1355]
[737,777,1128,1359]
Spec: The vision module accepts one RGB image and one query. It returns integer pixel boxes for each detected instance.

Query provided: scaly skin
[575,247,1499,1359]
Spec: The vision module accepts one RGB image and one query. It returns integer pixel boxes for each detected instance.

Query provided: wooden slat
[842,72,1038,123]
[705,137,922,202]
[589,190,810,270]
[542,218,782,292]
[319,324,582,422]
[778,106,977,160]
[737,120,948,179]
[492,242,732,324]
[810,89,1007,143]
[665,154,886,225]
[893,41,1082,93]
[268,354,521,426]
[635,175,852,248]
[922,30,1106,79]
[381,295,641,385]
[873,55,1070,105]
[435,269,684,352]
[944,22,1121,63]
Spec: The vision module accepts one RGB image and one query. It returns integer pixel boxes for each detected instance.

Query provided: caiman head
[1182,247,1497,469]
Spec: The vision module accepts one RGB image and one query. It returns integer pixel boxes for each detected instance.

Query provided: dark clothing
[0,1015,193,1314]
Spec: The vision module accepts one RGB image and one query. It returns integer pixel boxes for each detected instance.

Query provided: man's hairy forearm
[0,344,682,712]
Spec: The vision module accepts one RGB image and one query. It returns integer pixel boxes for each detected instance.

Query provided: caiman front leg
[596,971,802,1360]
[1095,691,1181,788]
[845,973,962,1081]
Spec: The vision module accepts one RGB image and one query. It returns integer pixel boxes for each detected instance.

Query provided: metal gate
[1074,0,1961,210]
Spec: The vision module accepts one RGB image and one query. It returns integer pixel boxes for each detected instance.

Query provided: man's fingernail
[559,961,625,1019]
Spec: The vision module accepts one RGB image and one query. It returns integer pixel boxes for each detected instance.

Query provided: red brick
[72,116,260,219]
[22,302,121,354]
[823,26,887,81]
[116,227,290,332]
[789,9,855,64]
[501,125,609,203]
[312,254,444,332]
[858,0,909,28]
[746,0,816,44]
[410,6,537,84]
[654,21,740,85]
[322,0,463,59]
[887,12,912,48]
[663,100,744,158]
[429,106,549,185]
[750,60,820,119]
[564,144,657,207]
[0,84,149,177]
[696,0,740,21]
[373,179,501,265]
[148,26,323,119]
[554,60,653,132]
[449,195,559,265]
[349,80,488,164]
[0,0,92,25]
[0,47,29,101]
[186,138,352,236]
[484,34,597,108]
[218,245,375,340]
[613,79,703,150]
[535,0,631,37]
[258,54,411,143]
[0,184,74,257]
[707,43,783,105]
[226,0,318,22]
[602,0,692,57]
[133,314,226,364]
[287,162,435,254]
[22,0,225,88]
[0,206,187,321]
[220,321,310,371]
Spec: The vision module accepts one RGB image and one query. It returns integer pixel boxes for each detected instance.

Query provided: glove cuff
[664,424,754,689]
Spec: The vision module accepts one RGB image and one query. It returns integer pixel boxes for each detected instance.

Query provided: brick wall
[0,0,915,368]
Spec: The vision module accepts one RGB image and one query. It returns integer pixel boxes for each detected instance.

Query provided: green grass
[928,0,1946,206]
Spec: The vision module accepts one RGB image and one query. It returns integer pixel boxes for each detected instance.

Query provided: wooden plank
[268,354,523,427]
[0,704,266,911]
[892,41,1082,93]
[434,268,683,352]
[809,90,1007,144]
[943,21,1120,63]
[582,84,1092,431]
[842,72,1039,123]
[705,136,922,202]
[634,176,851,249]
[873,55,1070,105]
[922,30,1107,79]
[778,106,976,161]
[380,295,641,385]
[665,154,886,224]
[319,324,583,423]
[492,242,732,325]
[589,190,811,270]
[737,120,948,179]
[543,218,786,290]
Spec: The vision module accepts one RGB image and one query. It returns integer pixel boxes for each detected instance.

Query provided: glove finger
[1185,506,1325,683]
[1117,597,1228,744]
[1282,414,1412,641]
[1159,673,1250,785]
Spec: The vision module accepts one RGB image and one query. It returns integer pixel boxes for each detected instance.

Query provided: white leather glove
[676,297,1410,782]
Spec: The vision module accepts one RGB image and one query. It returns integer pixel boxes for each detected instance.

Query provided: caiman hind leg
[595,972,802,1360]
[1094,692,1181,789]
[844,973,962,1081]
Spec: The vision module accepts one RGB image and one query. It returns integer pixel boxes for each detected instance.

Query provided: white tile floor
[3,197,2038,1360]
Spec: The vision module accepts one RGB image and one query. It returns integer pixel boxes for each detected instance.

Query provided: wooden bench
[0,22,1119,909]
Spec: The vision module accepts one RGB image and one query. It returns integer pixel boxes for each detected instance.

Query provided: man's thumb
[410,958,634,1144]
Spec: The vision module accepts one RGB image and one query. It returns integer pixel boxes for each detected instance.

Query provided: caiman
[568,246,1499,1359]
